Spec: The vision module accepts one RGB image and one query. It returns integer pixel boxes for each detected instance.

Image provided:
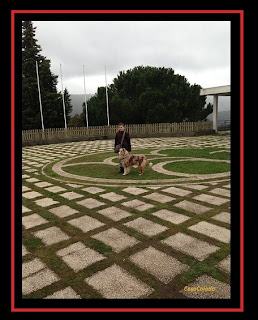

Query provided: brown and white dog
[118,148,153,176]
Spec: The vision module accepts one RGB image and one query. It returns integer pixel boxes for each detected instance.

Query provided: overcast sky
[32,20,230,95]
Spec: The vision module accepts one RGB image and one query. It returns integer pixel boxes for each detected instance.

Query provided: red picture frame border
[11,9,244,313]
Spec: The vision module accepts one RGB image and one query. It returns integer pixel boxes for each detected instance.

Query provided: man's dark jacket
[114,131,131,152]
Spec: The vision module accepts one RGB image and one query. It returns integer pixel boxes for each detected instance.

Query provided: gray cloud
[33,20,230,93]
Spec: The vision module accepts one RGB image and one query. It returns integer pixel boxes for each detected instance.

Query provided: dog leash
[120,130,126,146]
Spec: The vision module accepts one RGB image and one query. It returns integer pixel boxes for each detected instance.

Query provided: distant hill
[205,95,230,112]
[205,96,230,121]
[206,110,230,122]
[70,94,94,116]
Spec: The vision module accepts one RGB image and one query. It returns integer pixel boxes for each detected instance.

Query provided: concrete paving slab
[57,243,105,272]
[92,228,139,252]
[189,221,230,243]
[212,212,230,224]
[26,178,40,183]
[22,245,29,256]
[85,264,153,298]
[180,274,230,299]
[217,256,230,273]
[143,192,175,203]
[122,187,148,195]
[161,186,192,196]
[22,186,31,192]
[161,232,219,261]
[34,226,70,245]
[34,197,59,207]
[99,192,127,202]
[122,199,148,209]
[49,205,79,218]
[68,215,104,233]
[76,198,105,209]
[137,203,155,211]
[23,191,42,199]
[60,192,84,200]
[22,258,46,278]
[209,188,230,198]
[23,166,33,170]
[122,199,154,211]
[45,286,81,299]
[22,174,30,179]
[45,186,67,193]
[34,181,53,188]
[129,246,189,284]
[97,206,132,221]
[124,217,168,236]
[22,213,48,229]
[174,200,212,214]
[82,186,106,194]
[23,268,60,295]
[66,183,84,188]
[151,209,190,225]
[22,205,31,213]
[57,242,85,257]
[193,194,229,206]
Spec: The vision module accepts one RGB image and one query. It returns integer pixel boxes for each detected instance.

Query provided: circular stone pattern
[44,148,230,186]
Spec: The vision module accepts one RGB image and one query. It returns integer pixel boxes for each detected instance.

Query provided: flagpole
[60,64,67,129]
[83,65,89,128]
[35,60,44,131]
[105,65,110,126]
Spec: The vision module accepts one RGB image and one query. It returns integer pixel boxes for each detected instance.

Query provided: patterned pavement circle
[22,135,231,300]
[49,155,230,185]
[44,138,230,186]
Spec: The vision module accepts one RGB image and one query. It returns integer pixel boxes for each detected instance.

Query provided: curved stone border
[63,161,105,168]
[149,149,169,156]
[152,158,230,179]
[103,156,119,166]
[41,159,230,188]
[49,158,230,186]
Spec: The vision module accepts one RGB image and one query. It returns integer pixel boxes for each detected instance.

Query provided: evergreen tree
[58,88,73,127]
[87,87,109,126]
[22,21,72,129]
[87,66,212,125]
[68,100,86,127]
[68,114,85,127]
[22,21,42,129]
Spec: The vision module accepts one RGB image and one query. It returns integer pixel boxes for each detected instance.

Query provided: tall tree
[22,21,43,129]
[87,87,109,126]
[22,21,72,129]
[58,88,73,127]
[87,66,212,125]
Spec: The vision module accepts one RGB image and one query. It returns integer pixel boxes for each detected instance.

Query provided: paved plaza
[22,134,231,299]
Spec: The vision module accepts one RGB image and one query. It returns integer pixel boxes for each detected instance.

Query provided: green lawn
[63,163,180,180]
[164,160,230,174]
[159,148,230,160]
[60,147,230,180]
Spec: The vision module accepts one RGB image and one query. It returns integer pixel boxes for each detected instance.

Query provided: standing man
[114,123,131,173]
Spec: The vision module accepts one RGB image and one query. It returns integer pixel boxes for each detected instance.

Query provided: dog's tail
[147,161,153,167]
